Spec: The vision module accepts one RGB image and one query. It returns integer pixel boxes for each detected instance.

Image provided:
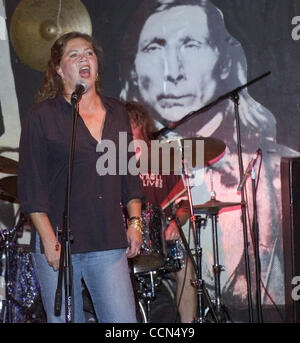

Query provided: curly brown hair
[125,100,155,145]
[35,31,103,103]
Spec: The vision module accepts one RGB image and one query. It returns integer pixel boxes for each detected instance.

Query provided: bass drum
[137,276,180,323]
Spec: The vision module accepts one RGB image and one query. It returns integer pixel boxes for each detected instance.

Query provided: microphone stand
[151,72,270,139]
[151,72,271,323]
[251,167,263,322]
[54,96,80,323]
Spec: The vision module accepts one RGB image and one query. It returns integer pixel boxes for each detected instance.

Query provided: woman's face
[134,5,223,123]
[56,37,98,94]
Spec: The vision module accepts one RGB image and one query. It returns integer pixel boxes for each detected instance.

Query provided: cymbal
[179,136,226,166]
[0,176,18,203]
[139,136,226,174]
[0,156,18,174]
[193,199,241,215]
[10,0,92,71]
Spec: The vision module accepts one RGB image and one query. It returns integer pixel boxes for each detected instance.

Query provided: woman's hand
[43,239,61,271]
[126,225,142,258]
[126,198,142,258]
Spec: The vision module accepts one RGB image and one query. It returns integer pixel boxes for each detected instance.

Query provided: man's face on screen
[134,5,222,123]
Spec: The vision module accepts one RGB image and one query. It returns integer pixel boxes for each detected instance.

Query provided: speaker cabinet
[281,157,300,322]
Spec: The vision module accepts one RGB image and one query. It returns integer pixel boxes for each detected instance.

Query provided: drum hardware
[0,212,27,323]
[180,159,218,323]
[151,72,271,323]
[162,205,186,273]
[193,168,237,322]
[134,271,177,323]
[194,198,238,322]
[250,166,263,322]
[141,137,228,323]
[163,239,185,273]
[132,133,234,322]
[134,270,160,323]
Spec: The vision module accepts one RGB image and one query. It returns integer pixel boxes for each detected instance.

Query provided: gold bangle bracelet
[128,218,142,225]
[129,216,142,222]
[128,221,143,234]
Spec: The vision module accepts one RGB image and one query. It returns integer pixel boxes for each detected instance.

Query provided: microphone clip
[71,81,87,104]
[237,148,262,192]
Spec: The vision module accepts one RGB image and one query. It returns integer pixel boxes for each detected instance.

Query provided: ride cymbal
[178,136,226,167]
[10,0,92,71]
[139,136,226,174]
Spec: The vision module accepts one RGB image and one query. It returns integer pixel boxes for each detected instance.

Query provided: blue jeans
[32,237,137,323]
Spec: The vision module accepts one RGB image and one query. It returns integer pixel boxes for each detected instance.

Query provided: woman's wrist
[128,216,143,234]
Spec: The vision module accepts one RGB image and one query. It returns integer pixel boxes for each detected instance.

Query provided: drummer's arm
[175,201,190,226]
[165,201,190,241]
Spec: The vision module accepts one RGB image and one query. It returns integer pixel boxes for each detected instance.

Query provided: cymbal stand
[251,167,263,322]
[181,163,218,323]
[211,210,222,320]
[198,205,230,322]
[193,170,231,322]
[208,170,228,322]
[135,271,158,323]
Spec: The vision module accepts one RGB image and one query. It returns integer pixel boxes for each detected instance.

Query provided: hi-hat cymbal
[139,136,226,174]
[10,0,92,71]
[0,176,18,202]
[0,156,18,174]
[193,199,241,215]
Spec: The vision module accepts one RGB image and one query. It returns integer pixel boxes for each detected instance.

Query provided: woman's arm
[30,212,61,270]
[125,198,142,258]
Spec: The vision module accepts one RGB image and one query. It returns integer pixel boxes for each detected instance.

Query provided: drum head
[132,252,165,274]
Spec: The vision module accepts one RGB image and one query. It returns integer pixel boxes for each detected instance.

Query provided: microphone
[71,81,87,103]
[237,148,262,192]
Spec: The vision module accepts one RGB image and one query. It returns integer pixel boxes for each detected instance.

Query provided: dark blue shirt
[18,94,144,253]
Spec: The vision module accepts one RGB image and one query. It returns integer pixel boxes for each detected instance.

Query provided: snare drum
[132,203,166,274]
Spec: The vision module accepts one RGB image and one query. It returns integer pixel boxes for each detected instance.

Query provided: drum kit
[129,136,240,323]
[0,155,44,323]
